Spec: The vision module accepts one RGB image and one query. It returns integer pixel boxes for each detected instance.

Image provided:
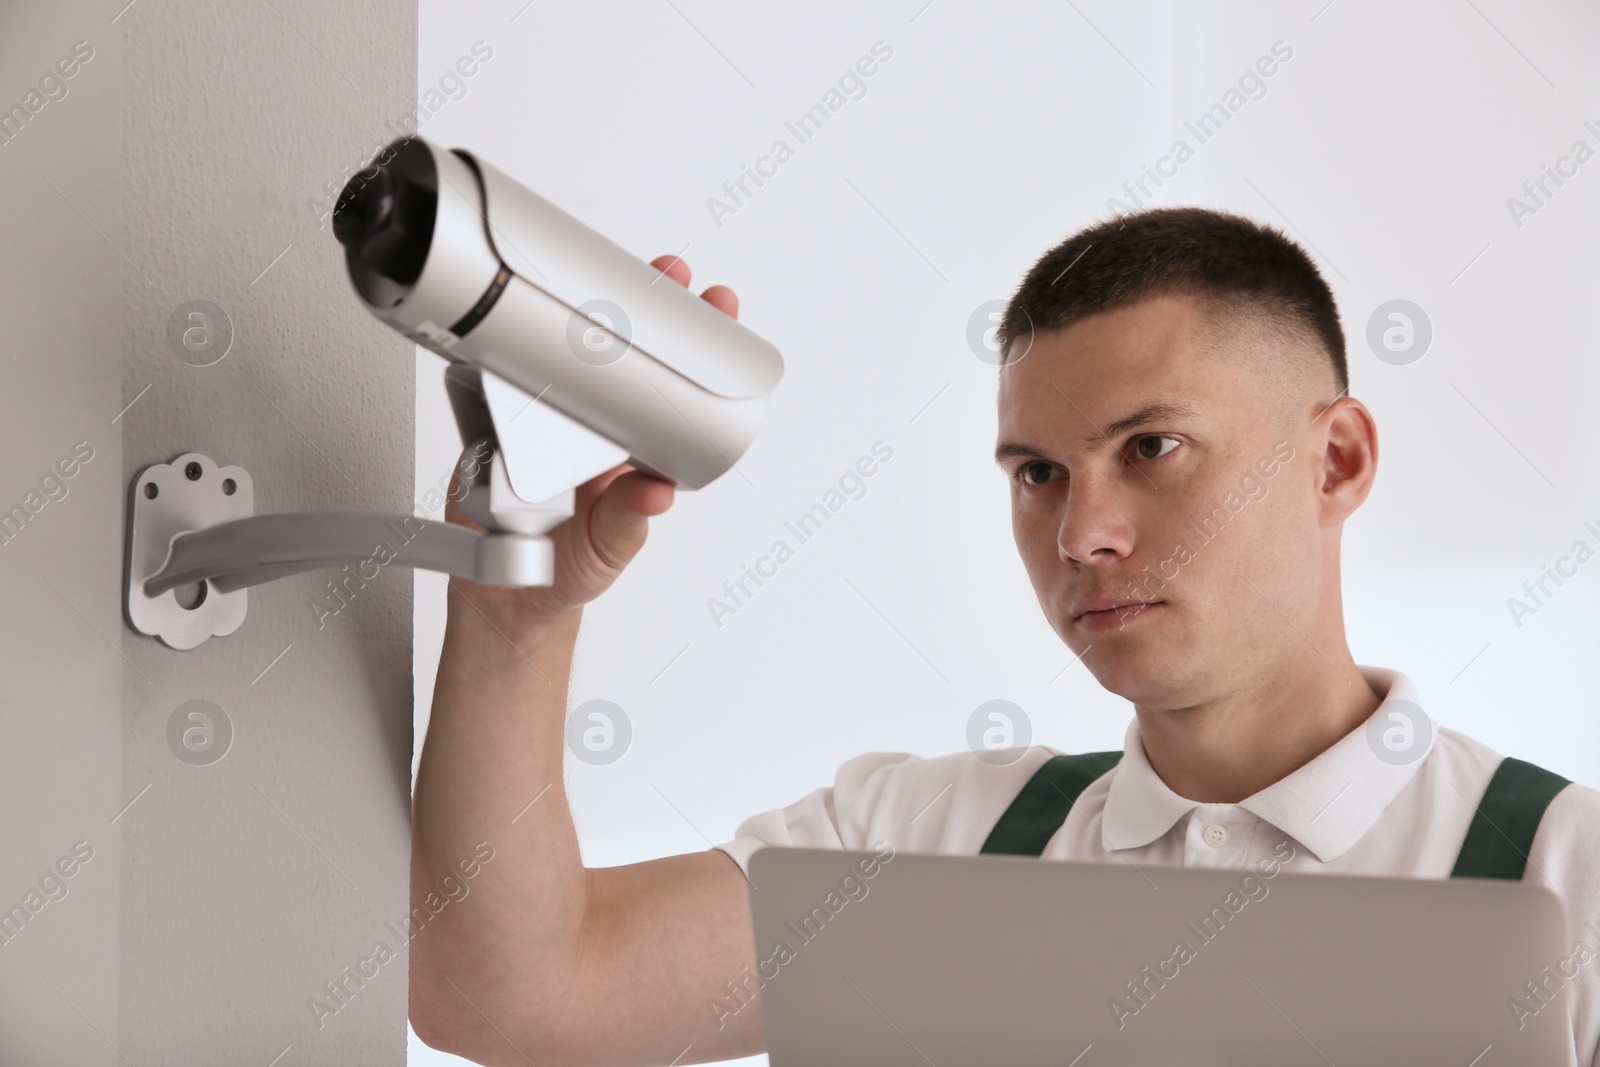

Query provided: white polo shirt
[713,665,1600,1067]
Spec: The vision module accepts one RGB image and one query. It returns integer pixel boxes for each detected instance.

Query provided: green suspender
[1450,756,1571,881]
[980,750,1568,881]
[979,751,1123,856]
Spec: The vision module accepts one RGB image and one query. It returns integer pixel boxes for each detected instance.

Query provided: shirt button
[1203,822,1229,848]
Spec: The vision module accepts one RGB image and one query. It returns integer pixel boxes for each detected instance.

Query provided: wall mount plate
[127,453,253,650]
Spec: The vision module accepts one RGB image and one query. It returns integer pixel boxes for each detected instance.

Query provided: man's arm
[409,257,767,1066]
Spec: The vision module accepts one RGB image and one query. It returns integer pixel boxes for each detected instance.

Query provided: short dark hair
[996,206,1347,398]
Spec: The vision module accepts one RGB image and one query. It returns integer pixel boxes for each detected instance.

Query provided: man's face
[995,292,1320,708]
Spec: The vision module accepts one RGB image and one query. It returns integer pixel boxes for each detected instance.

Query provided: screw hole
[222,478,236,495]
[174,579,208,610]
[185,462,202,481]
[144,482,159,499]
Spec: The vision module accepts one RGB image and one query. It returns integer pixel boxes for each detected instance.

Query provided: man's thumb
[584,473,657,573]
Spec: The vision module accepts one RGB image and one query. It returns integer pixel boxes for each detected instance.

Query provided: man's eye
[1132,435,1181,461]
[1015,461,1054,486]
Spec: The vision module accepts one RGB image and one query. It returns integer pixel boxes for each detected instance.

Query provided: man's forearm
[410,583,587,1044]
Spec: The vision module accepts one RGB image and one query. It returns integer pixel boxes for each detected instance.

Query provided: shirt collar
[1099,665,1435,862]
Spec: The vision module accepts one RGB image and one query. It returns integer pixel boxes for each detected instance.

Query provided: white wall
[411,1,1600,1063]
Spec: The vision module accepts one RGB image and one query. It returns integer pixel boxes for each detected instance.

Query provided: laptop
[746,846,1575,1066]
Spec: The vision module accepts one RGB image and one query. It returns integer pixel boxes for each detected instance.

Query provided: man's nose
[1056,481,1136,565]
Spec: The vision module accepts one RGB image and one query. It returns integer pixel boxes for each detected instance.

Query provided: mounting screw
[185,462,202,481]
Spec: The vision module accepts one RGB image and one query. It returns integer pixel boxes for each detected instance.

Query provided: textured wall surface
[1,1,415,1064]
[0,2,124,1064]
[116,0,417,1063]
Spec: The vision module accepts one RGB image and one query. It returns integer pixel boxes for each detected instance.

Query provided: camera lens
[331,165,394,247]
[332,140,437,286]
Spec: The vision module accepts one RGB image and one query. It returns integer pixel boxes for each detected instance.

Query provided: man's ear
[1314,397,1378,526]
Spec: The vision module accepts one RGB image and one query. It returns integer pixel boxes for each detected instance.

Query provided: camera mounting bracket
[124,365,627,650]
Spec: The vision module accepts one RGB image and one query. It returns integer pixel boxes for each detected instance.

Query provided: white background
[408,1,1600,1062]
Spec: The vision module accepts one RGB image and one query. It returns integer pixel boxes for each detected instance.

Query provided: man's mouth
[1070,596,1162,619]
[1071,598,1164,631]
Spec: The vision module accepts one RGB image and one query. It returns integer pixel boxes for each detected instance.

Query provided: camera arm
[124,365,627,650]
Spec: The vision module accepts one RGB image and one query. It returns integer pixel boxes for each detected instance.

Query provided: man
[409,207,1600,1066]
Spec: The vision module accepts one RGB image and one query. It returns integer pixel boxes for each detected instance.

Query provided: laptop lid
[746,846,1574,1067]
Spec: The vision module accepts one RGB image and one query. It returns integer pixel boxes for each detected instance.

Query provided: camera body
[334,136,784,504]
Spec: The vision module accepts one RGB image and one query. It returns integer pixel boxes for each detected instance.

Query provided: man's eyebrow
[1090,401,1201,445]
[993,401,1202,464]
[994,441,1052,464]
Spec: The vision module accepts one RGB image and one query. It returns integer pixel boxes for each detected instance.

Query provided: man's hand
[439,255,739,630]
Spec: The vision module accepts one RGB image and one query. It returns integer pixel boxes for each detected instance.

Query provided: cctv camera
[333,136,784,501]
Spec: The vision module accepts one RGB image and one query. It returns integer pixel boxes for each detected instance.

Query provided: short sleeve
[712,750,920,877]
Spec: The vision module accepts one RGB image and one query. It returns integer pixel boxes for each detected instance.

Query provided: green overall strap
[980,751,1123,856]
[1450,756,1570,880]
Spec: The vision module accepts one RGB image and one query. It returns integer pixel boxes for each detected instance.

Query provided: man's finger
[573,462,637,513]
[650,254,690,288]
[584,473,662,573]
[606,469,676,518]
[700,284,738,318]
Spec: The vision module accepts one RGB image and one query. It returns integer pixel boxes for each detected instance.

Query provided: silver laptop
[746,846,1574,1066]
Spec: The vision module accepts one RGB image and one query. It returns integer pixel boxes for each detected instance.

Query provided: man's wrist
[442,588,583,667]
